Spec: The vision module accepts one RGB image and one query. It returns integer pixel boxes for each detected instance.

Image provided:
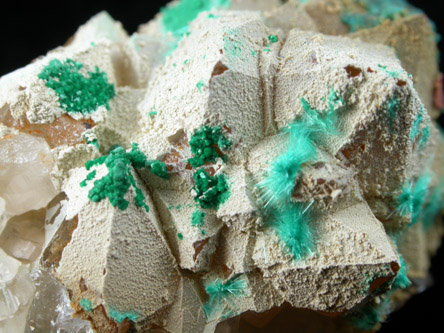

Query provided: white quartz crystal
[0,134,57,216]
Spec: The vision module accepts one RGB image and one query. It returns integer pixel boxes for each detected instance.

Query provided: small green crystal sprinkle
[80,170,97,188]
[38,58,115,114]
[419,124,430,149]
[86,138,100,150]
[80,299,93,312]
[161,0,231,37]
[196,80,205,93]
[267,35,279,43]
[386,97,400,132]
[341,0,418,33]
[378,64,401,78]
[108,307,139,323]
[148,111,157,117]
[191,209,206,227]
[148,160,169,179]
[410,106,430,149]
[421,182,444,229]
[224,34,243,59]
[178,233,184,240]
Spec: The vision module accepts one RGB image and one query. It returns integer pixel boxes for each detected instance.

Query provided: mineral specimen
[1,0,443,332]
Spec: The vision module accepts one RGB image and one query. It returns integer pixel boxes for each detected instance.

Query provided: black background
[0,1,442,332]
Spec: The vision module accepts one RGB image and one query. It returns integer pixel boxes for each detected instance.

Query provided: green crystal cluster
[81,143,168,212]
[188,125,231,168]
[192,169,230,209]
[38,58,115,114]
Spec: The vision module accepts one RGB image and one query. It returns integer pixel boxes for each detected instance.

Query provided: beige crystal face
[0,1,443,332]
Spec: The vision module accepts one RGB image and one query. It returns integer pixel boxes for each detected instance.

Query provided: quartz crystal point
[25,269,93,333]
[0,1,444,332]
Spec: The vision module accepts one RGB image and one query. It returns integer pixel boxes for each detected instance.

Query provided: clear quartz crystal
[0,209,46,262]
[25,270,93,333]
[0,249,20,284]
[0,256,35,332]
[0,133,57,216]
[0,197,8,234]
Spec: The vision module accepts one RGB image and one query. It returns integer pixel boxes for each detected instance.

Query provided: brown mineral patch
[162,132,191,171]
[203,165,216,177]
[193,238,210,261]
[79,278,88,292]
[83,304,122,333]
[0,106,95,148]
[345,65,362,78]
[377,217,391,224]
[391,261,400,274]
[318,310,346,317]
[221,264,233,279]
[396,80,407,87]
[367,67,375,73]
[223,125,232,133]
[313,162,326,169]
[140,322,167,332]
[162,150,181,165]
[369,275,393,293]
[340,147,353,160]
[434,73,444,109]
[339,143,365,160]
[233,305,354,332]
[211,61,228,78]
[119,319,132,333]
[241,305,286,328]
[42,215,79,270]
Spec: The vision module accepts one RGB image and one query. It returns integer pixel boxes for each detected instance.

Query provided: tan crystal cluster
[1,1,443,332]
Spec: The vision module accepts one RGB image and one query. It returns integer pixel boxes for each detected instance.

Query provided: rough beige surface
[58,166,180,319]
[350,14,440,119]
